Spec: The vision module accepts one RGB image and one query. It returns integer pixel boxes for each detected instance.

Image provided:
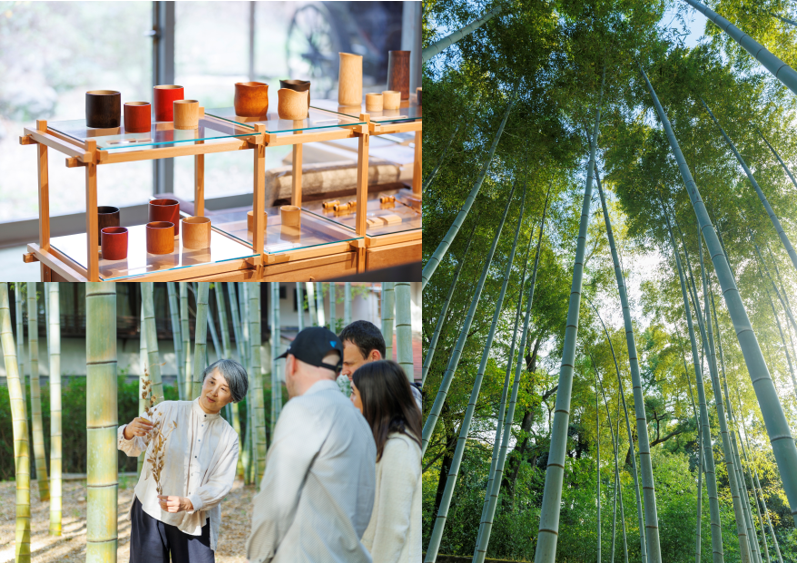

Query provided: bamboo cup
[181,216,211,249]
[365,93,383,112]
[174,100,199,130]
[382,90,401,110]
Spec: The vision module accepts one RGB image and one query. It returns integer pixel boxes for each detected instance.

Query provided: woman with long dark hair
[351,360,422,563]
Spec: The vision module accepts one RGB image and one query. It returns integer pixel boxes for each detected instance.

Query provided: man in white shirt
[339,320,422,410]
[246,327,376,563]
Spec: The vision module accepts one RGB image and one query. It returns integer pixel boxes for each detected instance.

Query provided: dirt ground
[0,477,256,562]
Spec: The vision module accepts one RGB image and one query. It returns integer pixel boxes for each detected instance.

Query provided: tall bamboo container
[86,283,118,563]
[315,282,325,328]
[180,282,191,396]
[1,283,31,562]
[395,282,413,380]
[191,284,210,399]
[381,283,395,361]
[167,283,184,400]
[344,283,352,326]
[47,283,62,536]
[142,283,164,405]
[27,283,48,501]
[248,284,266,485]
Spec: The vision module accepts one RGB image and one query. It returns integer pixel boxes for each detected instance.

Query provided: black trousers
[129,496,215,563]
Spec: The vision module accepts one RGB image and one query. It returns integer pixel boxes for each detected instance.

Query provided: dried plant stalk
[140,369,177,496]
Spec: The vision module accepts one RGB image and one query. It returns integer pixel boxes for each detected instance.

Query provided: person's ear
[369,349,382,361]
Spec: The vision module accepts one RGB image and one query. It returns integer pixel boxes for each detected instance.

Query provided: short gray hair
[202,359,249,403]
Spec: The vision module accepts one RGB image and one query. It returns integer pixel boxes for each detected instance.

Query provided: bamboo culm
[296,283,304,330]
[595,167,663,562]
[382,282,395,363]
[422,221,477,386]
[15,284,26,398]
[344,283,352,326]
[395,282,414,382]
[421,179,519,456]
[661,207,725,563]
[329,283,337,332]
[142,283,164,406]
[641,63,797,527]
[423,123,460,192]
[533,66,605,563]
[422,6,502,62]
[191,284,210,400]
[757,127,797,192]
[682,0,797,95]
[305,282,317,327]
[166,283,184,400]
[1,283,31,562]
[249,285,266,486]
[48,283,61,536]
[180,283,192,397]
[85,283,118,563]
[422,97,515,289]
[27,282,49,502]
[594,359,619,563]
[472,180,548,563]
[425,184,526,563]
[315,282,325,328]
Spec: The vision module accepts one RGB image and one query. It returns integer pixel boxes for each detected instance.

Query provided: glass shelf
[51,224,257,281]
[210,208,361,254]
[303,191,421,237]
[311,97,422,124]
[205,107,364,134]
[48,117,259,151]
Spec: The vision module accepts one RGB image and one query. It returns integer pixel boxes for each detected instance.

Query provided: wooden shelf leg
[85,162,99,281]
[413,130,422,197]
[355,131,370,237]
[195,149,205,217]
[37,121,50,253]
[291,142,303,207]
[253,143,266,256]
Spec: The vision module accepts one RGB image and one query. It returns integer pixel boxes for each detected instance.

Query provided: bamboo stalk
[167,283,184,400]
[249,284,266,486]
[594,357,620,563]
[395,282,414,382]
[423,123,460,192]
[596,367,601,563]
[15,284,26,399]
[421,179,519,456]
[85,283,117,563]
[422,97,515,289]
[142,283,164,406]
[329,283,337,333]
[191,284,210,400]
[47,283,61,536]
[137,302,146,478]
[207,291,221,363]
[27,283,48,502]
[756,127,797,193]
[305,282,317,327]
[421,222,477,385]
[296,283,305,330]
[472,178,544,563]
[344,282,352,326]
[1,283,31,563]
[422,6,502,62]
[315,282,325,328]
[425,184,526,563]
[382,282,395,363]
[641,63,797,528]
[180,283,191,397]
[272,283,283,423]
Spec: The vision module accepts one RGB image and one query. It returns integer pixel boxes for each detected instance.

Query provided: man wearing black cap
[246,327,376,563]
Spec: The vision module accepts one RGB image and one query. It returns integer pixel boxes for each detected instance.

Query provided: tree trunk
[534,66,605,563]
[180,283,192,396]
[27,283,48,501]
[248,285,266,487]
[396,282,414,382]
[682,0,797,95]
[587,298,647,563]
[422,97,515,290]
[142,283,164,406]
[701,98,797,273]
[641,63,797,528]
[421,179,519,456]
[1,283,31,563]
[661,207,725,563]
[344,282,352,326]
[423,123,460,192]
[167,283,184,400]
[595,167,662,562]
[85,283,117,563]
[191,284,210,400]
[422,6,503,62]
[422,221,477,386]
[425,184,526,563]
[473,178,549,563]
[382,282,395,362]
[47,283,61,536]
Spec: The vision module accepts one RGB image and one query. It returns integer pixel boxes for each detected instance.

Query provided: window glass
[0,2,153,222]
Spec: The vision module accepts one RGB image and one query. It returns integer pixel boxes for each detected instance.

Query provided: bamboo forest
[0,282,418,563]
[422,0,797,562]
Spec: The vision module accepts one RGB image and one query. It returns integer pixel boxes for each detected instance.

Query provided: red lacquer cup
[124,102,151,133]
[101,227,128,260]
[154,85,184,122]
[148,198,180,236]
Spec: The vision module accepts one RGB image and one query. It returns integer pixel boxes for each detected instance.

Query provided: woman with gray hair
[118,359,248,563]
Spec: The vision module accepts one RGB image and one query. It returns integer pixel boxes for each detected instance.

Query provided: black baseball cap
[277,326,344,374]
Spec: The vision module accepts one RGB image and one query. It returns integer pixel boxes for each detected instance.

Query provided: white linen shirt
[246,379,377,563]
[117,398,239,551]
[361,432,422,563]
